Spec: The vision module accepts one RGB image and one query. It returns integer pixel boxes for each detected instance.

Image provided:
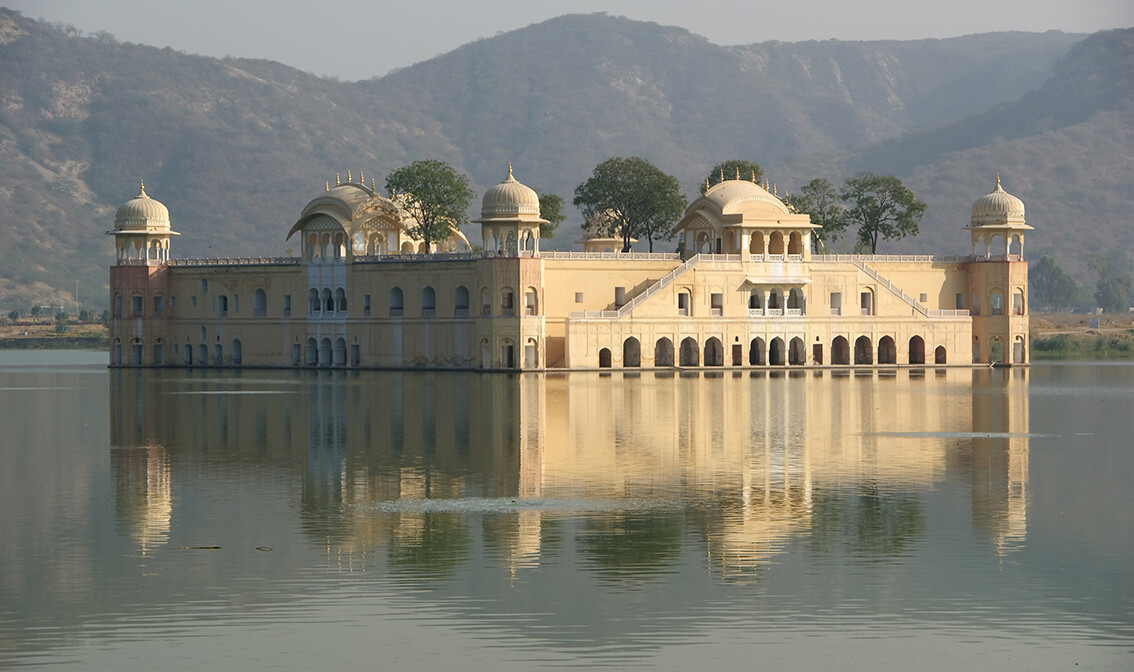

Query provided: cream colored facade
[108,171,1031,369]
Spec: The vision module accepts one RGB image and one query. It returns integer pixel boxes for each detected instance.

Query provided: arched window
[598,348,612,368]
[253,288,267,317]
[113,293,123,318]
[769,231,785,256]
[319,338,332,367]
[525,287,538,316]
[334,337,347,366]
[654,338,674,367]
[197,344,208,366]
[749,232,765,256]
[624,337,641,367]
[749,289,763,310]
[154,339,165,366]
[308,288,320,315]
[788,231,804,256]
[454,286,470,316]
[500,288,515,316]
[213,343,223,365]
[421,286,436,317]
[130,339,143,366]
[389,287,404,317]
[1012,289,1025,316]
[334,288,346,313]
[991,290,1004,316]
[112,339,123,366]
[481,287,491,316]
[322,288,333,313]
[231,338,242,365]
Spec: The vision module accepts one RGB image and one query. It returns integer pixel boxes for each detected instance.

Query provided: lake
[1,352,1131,670]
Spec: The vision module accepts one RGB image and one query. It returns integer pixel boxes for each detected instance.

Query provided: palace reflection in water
[109,367,1029,579]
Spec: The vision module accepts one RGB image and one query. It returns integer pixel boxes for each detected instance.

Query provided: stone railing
[169,257,300,267]
[539,251,680,261]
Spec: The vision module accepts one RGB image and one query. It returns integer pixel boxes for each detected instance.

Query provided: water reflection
[108,368,1031,579]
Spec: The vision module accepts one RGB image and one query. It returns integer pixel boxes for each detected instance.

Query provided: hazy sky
[8,0,1132,80]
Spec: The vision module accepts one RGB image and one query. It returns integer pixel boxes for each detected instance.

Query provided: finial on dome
[705,176,710,191]
[735,167,741,180]
[719,168,725,183]
[750,171,756,183]
[138,179,147,197]
[996,173,1002,190]
[508,162,514,180]
[360,170,364,185]
[336,173,340,186]
[325,181,330,192]
[347,169,352,183]
[773,183,778,197]
[371,178,375,191]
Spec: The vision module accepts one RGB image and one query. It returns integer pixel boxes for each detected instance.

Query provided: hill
[1,7,1125,310]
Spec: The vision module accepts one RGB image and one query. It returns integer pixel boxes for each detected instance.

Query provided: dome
[115,182,170,231]
[480,165,541,218]
[970,176,1025,226]
[702,179,791,218]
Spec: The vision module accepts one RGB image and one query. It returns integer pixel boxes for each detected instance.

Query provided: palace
[108,168,1031,369]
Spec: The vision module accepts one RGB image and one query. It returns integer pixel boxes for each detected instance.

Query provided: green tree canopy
[385,160,475,254]
[701,159,764,194]
[1089,251,1132,314]
[537,191,565,239]
[1029,254,1079,311]
[574,157,686,253]
[788,178,845,250]
[840,173,926,253]
[7,309,18,324]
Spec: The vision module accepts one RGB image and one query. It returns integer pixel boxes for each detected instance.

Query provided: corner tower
[108,182,177,366]
[965,177,1032,364]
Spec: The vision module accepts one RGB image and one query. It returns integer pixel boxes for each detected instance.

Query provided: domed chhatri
[970,175,1026,227]
[480,164,541,217]
[473,165,547,254]
[114,181,171,231]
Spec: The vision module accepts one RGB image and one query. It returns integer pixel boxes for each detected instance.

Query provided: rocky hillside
[1,7,1126,309]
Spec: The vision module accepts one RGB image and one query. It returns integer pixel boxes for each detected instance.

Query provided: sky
[8,0,1133,81]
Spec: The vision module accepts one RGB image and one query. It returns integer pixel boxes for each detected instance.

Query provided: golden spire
[719,168,725,183]
[773,183,778,197]
[751,170,756,183]
[705,176,710,191]
[347,169,352,183]
[508,162,514,180]
[325,181,330,192]
[360,170,364,185]
[336,173,341,186]
[735,167,740,180]
[371,178,375,191]
[996,173,1002,190]
[139,179,146,197]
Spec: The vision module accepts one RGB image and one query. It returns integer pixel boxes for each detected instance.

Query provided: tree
[788,178,845,250]
[840,173,926,254]
[537,191,565,239]
[701,159,764,194]
[30,305,42,321]
[1089,252,1132,314]
[574,157,687,253]
[385,160,475,254]
[1029,254,1079,311]
[7,309,18,324]
[78,309,92,323]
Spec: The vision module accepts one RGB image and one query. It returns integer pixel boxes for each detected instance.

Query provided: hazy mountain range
[0,7,1130,308]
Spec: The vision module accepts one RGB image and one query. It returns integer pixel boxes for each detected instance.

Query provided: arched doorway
[319,338,332,367]
[769,337,785,366]
[704,337,723,366]
[909,336,925,364]
[1013,336,1026,363]
[935,346,947,364]
[749,337,766,365]
[832,336,850,365]
[598,348,612,368]
[679,337,699,366]
[878,336,896,364]
[333,338,347,366]
[231,339,242,365]
[623,337,641,367]
[789,337,806,365]
[655,338,674,367]
[854,336,873,365]
[305,338,317,366]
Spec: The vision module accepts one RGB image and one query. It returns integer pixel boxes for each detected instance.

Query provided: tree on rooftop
[537,191,565,239]
[385,160,475,254]
[574,157,686,253]
[788,178,846,251]
[840,173,926,254]
[701,159,764,194]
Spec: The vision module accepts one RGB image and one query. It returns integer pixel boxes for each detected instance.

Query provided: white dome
[480,165,541,218]
[971,176,1025,226]
[114,182,170,231]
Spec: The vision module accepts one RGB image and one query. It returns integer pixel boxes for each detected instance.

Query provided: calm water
[0,352,1131,670]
